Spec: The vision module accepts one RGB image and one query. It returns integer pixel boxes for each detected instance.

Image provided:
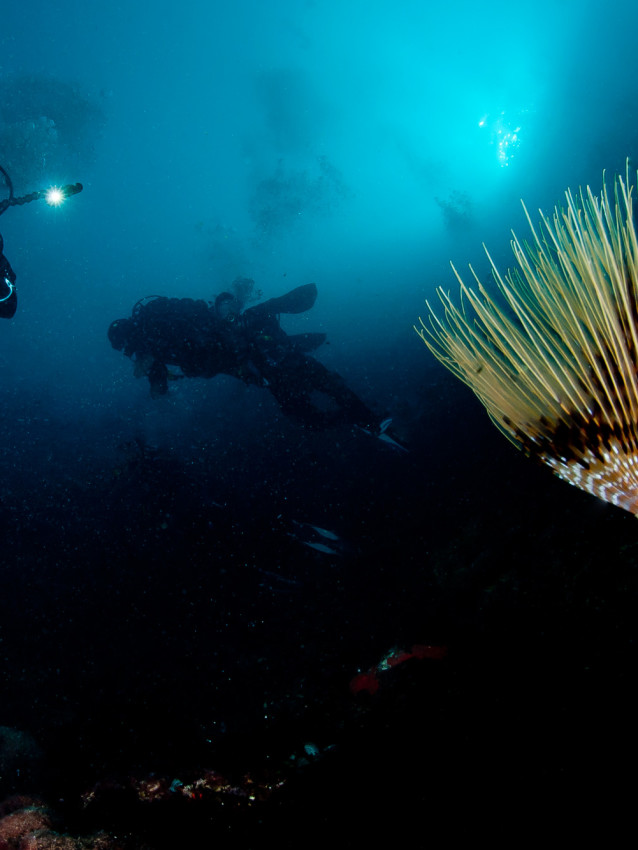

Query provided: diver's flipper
[378,418,393,434]
[357,418,410,452]
[264,283,318,315]
[289,331,327,352]
[377,418,410,452]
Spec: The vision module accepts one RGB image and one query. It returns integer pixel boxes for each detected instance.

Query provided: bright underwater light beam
[478,108,530,167]
[45,186,65,206]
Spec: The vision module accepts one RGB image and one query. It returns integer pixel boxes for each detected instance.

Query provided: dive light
[44,183,84,207]
[0,165,83,216]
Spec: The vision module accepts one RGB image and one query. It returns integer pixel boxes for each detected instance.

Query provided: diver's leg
[261,364,333,428]
[292,355,378,429]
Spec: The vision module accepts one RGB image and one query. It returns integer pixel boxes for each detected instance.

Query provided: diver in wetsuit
[0,233,17,319]
[0,163,83,319]
[108,282,384,433]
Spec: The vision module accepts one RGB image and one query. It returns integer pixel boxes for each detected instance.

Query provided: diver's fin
[357,418,410,452]
[377,418,410,452]
[264,283,318,314]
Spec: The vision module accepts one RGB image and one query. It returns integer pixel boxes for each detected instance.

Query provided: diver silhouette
[0,163,83,319]
[0,232,17,319]
[109,281,402,441]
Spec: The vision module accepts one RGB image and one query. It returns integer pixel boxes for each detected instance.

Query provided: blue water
[1,2,637,846]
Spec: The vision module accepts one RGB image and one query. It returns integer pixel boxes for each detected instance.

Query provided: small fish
[293,520,340,541]
[306,524,339,541]
[286,519,346,555]
[302,541,340,556]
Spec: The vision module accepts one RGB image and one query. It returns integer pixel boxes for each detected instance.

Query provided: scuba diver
[0,163,82,319]
[0,232,17,319]
[108,280,406,445]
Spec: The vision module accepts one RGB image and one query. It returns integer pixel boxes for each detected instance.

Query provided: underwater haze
[2,1,638,847]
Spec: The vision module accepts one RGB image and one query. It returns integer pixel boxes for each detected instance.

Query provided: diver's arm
[243,283,318,325]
